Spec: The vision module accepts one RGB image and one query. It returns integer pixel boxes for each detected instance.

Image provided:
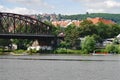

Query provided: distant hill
[61,13,120,24]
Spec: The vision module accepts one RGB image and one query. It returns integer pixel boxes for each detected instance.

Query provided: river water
[0,55,120,80]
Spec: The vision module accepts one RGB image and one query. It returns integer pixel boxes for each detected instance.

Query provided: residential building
[52,17,115,27]
[87,17,115,24]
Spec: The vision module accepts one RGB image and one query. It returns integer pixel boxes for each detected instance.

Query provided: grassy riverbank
[0,49,89,56]
[0,48,119,56]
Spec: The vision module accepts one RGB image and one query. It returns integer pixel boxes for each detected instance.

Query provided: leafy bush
[55,48,82,54]
[13,50,26,54]
[27,49,39,55]
[81,49,89,54]
[81,36,96,53]
[55,48,68,54]
[117,45,120,54]
[105,44,118,53]
[95,49,105,53]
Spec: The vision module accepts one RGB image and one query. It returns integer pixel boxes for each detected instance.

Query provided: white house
[27,40,52,51]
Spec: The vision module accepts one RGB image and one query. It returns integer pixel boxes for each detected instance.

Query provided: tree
[79,20,96,37]
[61,13,120,24]
[107,24,120,38]
[12,39,32,50]
[81,36,96,53]
[59,41,70,48]
[95,22,110,39]
[0,39,11,51]
[64,24,80,48]
[54,26,65,35]
[44,21,57,35]
[92,34,102,43]
[57,14,62,21]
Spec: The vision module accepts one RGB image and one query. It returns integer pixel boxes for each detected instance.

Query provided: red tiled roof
[52,20,82,27]
[52,21,70,27]
[52,17,115,27]
[87,17,115,24]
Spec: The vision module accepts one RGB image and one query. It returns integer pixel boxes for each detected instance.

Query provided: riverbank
[0,49,119,56]
[0,48,120,56]
[0,54,120,61]
[0,52,119,57]
[0,52,90,56]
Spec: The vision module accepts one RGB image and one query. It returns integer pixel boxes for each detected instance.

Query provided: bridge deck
[0,34,59,39]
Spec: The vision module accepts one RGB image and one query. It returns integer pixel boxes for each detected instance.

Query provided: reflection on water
[0,55,120,80]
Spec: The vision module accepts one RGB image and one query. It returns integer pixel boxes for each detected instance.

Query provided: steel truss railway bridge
[0,12,63,49]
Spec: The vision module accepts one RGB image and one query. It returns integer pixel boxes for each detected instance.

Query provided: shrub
[105,44,118,53]
[81,36,96,53]
[13,50,26,54]
[27,49,38,55]
[117,45,120,54]
[55,48,68,54]
[81,49,89,54]
[95,49,105,53]
[54,48,83,54]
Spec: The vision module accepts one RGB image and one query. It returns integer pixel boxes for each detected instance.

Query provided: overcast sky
[0,0,120,15]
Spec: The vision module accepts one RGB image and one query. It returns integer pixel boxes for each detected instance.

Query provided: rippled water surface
[0,55,120,80]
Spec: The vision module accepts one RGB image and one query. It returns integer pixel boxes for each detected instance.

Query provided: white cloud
[0,5,40,14]
[7,0,55,9]
[86,9,105,13]
[104,0,120,8]
[0,5,10,12]
[10,7,40,14]
[72,0,104,3]
[72,0,120,13]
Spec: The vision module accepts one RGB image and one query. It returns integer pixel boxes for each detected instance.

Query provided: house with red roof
[52,17,115,27]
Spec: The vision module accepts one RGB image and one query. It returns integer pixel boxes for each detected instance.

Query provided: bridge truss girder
[0,12,52,35]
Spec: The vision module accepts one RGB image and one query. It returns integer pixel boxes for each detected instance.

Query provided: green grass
[55,48,83,54]
[13,50,26,54]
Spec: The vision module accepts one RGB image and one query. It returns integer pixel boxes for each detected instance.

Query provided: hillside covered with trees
[61,13,120,24]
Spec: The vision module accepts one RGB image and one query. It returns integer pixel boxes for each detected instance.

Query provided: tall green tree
[107,24,120,38]
[79,20,96,37]
[65,24,80,48]
[95,22,109,39]
[81,36,96,53]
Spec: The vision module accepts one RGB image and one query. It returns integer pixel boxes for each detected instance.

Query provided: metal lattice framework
[0,12,52,35]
